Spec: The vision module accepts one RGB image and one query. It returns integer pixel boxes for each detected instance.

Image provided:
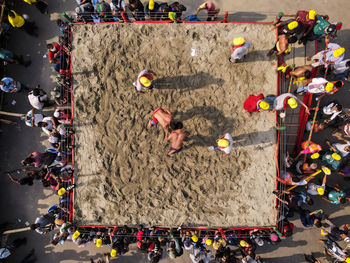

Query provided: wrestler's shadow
[153,71,225,92]
[174,105,234,148]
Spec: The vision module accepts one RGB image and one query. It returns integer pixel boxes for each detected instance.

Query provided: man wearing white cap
[133,69,157,92]
[229,37,251,63]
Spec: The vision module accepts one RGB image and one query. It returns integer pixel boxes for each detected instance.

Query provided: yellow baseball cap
[206,239,212,246]
[168,12,175,21]
[72,230,80,239]
[259,100,269,110]
[332,153,341,161]
[346,257,350,263]
[58,188,66,196]
[288,21,299,30]
[317,187,325,196]
[96,238,102,247]
[322,167,331,175]
[320,229,328,236]
[325,82,334,92]
[140,76,151,87]
[287,98,298,109]
[333,47,345,57]
[149,0,154,10]
[217,138,229,148]
[191,235,198,243]
[240,240,249,247]
[110,249,117,258]
[308,10,316,20]
[311,153,320,159]
[233,37,245,46]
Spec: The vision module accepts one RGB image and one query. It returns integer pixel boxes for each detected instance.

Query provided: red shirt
[48,43,62,61]
[243,93,264,112]
[296,11,316,30]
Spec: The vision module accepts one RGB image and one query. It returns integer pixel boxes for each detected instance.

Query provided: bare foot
[147,120,152,128]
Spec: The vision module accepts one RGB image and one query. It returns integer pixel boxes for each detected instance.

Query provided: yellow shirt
[23,0,37,4]
[8,11,25,28]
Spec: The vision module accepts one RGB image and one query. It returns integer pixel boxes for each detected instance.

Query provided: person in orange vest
[23,0,48,14]
[8,10,38,37]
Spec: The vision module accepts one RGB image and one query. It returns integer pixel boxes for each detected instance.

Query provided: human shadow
[154,71,225,92]
[231,127,276,147]
[174,106,234,147]
[224,12,268,22]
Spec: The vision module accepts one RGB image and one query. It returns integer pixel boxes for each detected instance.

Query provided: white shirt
[305,77,328,94]
[323,102,342,120]
[333,59,350,74]
[0,248,11,259]
[28,92,47,110]
[232,42,251,60]
[110,0,126,11]
[219,133,233,154]
[273,93,297,111]
[25,109,43,127]
[333,143,350,157]
[41,117,54,135]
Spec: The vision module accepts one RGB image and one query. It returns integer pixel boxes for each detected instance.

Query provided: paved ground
[0,0,349,262]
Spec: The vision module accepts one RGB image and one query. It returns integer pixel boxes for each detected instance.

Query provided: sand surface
[72,23,277,227]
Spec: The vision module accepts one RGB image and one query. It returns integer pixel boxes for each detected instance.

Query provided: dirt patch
[72,23,277,227]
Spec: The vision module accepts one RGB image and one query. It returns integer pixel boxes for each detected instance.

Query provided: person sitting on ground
[8,10,38,37]
[243,93,274,115]
[327,139,350,157]
[189,247,212,263]
[38,116,57,135]
[300,209,324,228]
[0,48,31,67]
[331,59,350,81]
[273,92,310,113]
[148,245,163,262]
[322,185,350,205]
[134,69,157,92]
[128,0,144,20]
[23,0,48,14]
[297,79,343,101]
[0,76,28,93]
[208,133,233,156]
[167,237,183,259]
[110,0,128,20]
[194,1,220,21]
[295,10,317,44]
[308,43,345,68]
[229,37,251,63]
[320,101,342,124]
[267,34,293,57]
[7,169,45,186]
[147,107,173,139]
[28,86,51,110]
[30,212,55,234]
[166,122,189,156]
[319,238,350,262]
[321,217,350,243]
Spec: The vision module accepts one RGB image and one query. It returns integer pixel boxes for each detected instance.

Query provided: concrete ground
[0,0,349,262]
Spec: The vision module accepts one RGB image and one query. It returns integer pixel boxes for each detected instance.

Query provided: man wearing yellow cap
[243,93,274,115]
[8,10,38,37]
[229,37,251,63]
[309,42,345,68]
[297,78,343,99]
[208,133,233,155]
[145,0,160,20]
[273,92,309,113]
[307,171,328,196]
[134,69,157,92]
[295,10,317,44]
[275,19,301,37]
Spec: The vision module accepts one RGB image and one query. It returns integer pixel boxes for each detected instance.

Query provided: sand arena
[72,23,277,227]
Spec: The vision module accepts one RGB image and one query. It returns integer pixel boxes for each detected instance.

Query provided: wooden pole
[3,227,31,235]
[0,111,24,117]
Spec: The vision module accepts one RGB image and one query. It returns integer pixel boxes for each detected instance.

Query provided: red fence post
[221,11,228,23]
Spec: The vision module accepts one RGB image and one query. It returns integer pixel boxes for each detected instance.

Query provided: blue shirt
[0,77,21,92]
